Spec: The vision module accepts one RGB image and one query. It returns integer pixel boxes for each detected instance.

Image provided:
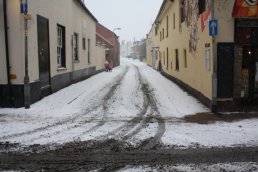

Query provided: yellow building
[147,0,258,111]
[146,24,160,69]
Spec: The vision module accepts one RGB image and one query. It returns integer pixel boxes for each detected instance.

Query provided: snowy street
[0,58,258,171]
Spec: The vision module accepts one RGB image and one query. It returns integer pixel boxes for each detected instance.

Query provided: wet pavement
[1,140,258,171]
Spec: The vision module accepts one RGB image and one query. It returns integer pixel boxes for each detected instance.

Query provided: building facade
[146,24,160,68]
[147,0,258,111]
[0,0,105,108]
[96,23,120,67]
[120,40,133,58]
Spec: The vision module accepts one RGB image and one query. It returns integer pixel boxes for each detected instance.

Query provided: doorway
[241,46,258,103]
[217,43,234,99]
[37,15,51,95]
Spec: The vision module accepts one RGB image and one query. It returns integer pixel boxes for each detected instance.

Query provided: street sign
[209,20,218,36]
[20,0,28,13]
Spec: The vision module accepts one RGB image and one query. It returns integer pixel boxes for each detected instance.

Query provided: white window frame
[57,26,63,68]
[73,33,79,62]
[205,48,211,71]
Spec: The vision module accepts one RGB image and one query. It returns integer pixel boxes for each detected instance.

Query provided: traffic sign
[20,0,28,13]
[209,20,218,36]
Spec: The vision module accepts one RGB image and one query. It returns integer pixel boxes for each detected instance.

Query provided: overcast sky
[83,0,163,42]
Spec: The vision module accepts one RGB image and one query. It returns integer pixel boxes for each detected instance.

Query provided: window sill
[57,67,67,71]
[74,60,80,63]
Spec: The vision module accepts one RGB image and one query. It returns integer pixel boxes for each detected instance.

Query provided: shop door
[37,15,51,92]
[242,47,258,103]
[254,49,258,99]
[217,43,234,98]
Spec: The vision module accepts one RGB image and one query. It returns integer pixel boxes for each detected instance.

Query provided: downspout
[3,0,13,107]
[211,0,217,112]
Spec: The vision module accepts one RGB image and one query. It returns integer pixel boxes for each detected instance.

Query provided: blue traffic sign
[20,0,28,13]
[209,20,218,36]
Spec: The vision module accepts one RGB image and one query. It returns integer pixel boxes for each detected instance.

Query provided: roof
[76,0,98,22]
[155,0,173,24]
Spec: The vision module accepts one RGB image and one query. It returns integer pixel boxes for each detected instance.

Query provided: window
[163,51,165,65]
[184,49,187,68]
[160,31,162,41]
[198,0,206,15]
[166,47,169,69]
[173,13,176,30]
[57,25,66,68]
[205,48,211,71]
[179,0,185,32]
[162,28,164,40]
[175,49,179,71]
[88,38,91,64]
[166,16,169,37]
[82,38,86,50]
[180,0,185,23]
[73,33,79,62]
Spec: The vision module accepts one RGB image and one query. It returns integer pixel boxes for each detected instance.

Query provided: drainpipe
[211,0,217,112]
[3,0,13,107]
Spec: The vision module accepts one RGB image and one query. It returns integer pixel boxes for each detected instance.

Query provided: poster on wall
[232,0,258,17]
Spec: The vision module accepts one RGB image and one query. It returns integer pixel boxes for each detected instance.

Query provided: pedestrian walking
[108,62,113,72]
[104,60,109,72]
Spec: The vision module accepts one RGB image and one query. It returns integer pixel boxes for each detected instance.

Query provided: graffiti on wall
[183,0,211,53]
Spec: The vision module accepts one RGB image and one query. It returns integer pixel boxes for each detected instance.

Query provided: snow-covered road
[0,58,258,149]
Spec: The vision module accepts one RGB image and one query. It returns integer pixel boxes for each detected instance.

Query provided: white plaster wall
[6,0,97,84]
[6,0,24,84]
[0,0,7,84]
[72,2,97,71]
[215,0,235,43]
[94,45,105,71]
[29,0,74,80]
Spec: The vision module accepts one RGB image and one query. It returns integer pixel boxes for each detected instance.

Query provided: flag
[201,8,211,32]
[232,0,258,17]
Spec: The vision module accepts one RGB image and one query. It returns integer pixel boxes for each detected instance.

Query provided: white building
[120,40,133,58]
[0,0,105,107]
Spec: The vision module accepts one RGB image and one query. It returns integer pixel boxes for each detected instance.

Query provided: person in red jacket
[108,62,113,72]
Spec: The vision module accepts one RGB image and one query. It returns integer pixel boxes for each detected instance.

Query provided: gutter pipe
[3,0,13,107]
[211,0,217,112]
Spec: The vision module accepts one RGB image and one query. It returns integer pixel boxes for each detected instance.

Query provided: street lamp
[112,28,121,66]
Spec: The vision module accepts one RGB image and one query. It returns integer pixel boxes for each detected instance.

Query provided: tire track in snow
[95,65,166,150]
[27,66,130,144]
[0,67,128,142]
[95,65,149,140]
[137,68,165,149]
[74,66,130,138]
[90,65,166,171]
